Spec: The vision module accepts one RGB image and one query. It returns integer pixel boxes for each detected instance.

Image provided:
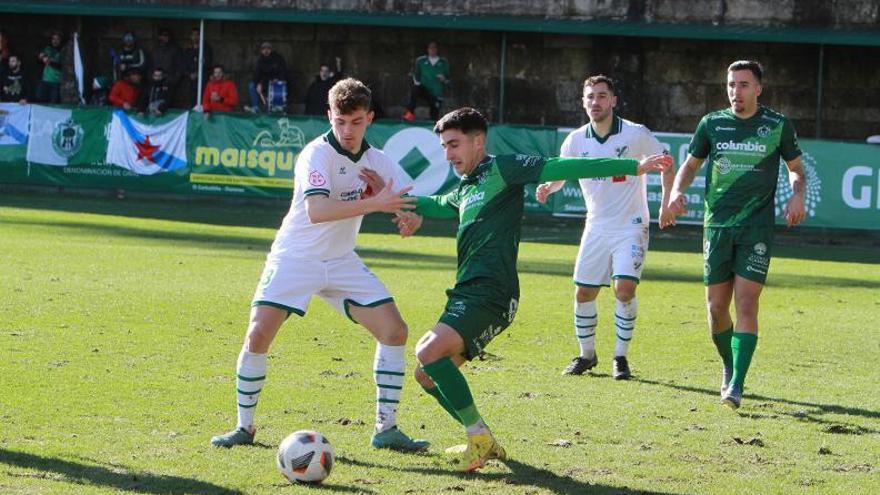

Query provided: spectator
[116,32,147,79]
[202,64,239,114]
[1,54,30,103]
[183,27,212,108]
[151,28,184,107]
[139,67,171,116]
[304,57,342,115]
[36,31,64,104]
[403,41,450,122]
[88,75,110,106]
[0,30,9,68]
[108,69,142,110]
[246,41,288,113]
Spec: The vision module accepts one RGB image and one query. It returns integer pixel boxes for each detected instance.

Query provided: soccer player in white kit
[536,75,675,379]
[211,78,429,451]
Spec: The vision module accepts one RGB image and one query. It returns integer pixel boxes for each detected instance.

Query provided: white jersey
[561,116,665,232]
[269,131,403,262]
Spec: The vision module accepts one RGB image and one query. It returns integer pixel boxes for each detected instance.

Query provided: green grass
[1,193,878,495]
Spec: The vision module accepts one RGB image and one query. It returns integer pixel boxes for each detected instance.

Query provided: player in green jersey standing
[667,61,806,409]
[373,107,671,471]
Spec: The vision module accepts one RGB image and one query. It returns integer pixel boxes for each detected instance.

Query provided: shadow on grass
[0,448,242,494]
[3,192,879,264]
[633,378,880,434]
[337,455,688,495]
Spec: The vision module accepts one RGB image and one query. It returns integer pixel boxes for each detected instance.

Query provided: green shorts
[438,283,519,361]
[703,226,774,286]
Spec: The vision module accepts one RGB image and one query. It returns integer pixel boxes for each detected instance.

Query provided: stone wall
[3,7,878,140]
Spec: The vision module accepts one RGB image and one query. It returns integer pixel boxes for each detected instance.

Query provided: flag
[0,103,30,146]
[73,33,85,104]
[106,110,188,175]
[26,105,109,166]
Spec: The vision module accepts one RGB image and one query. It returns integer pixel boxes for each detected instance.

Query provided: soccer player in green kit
[667,61,806,409]
[381,107,671,471]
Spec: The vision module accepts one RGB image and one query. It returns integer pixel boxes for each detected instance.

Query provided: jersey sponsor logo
[461,190,485,209]
[309,170,327,187]
[757,125,771,138]
[746,265,767,275]
[715,140,767,153]
[715,156,755,175]
[761,114,782,124]
[194,117,303,177]
[339,188,364,201]
[715,126,736,131]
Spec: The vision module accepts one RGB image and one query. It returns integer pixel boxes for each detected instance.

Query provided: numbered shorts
[438,283,519,361]
[252,251,393,321]
[703,226,774,286]
[574,227,649,287]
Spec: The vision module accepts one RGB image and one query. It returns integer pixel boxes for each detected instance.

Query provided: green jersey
[413,55,450,98]
[41,46,63,84]
[415,154,637,297]
[688,105,801,227]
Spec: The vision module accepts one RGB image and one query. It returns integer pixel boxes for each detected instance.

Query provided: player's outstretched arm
[658,155,677,229]
[538,155,670,183]
[667,154,705,218]
[306,178,415,224]
[783,156,806,227]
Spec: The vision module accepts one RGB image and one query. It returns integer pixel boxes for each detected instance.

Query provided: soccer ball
[276,430,334,484]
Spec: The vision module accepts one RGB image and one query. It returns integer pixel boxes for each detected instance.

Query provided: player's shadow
[633,378,880,434]
[0,448,243,495]
[337,455,689,495]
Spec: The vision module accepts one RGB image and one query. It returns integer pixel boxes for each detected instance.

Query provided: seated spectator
[108,69,142,110]
[139,67,171,116]
[0,30,10,68]
[403,41,450,122]
[36,31,64,103]
[1,55,30,103]
[245,42,288,113]
[88,76,110,106]
[304,57,342,115]
[115,32,147,79]
[183,27,212,108]
[202,64,239,114]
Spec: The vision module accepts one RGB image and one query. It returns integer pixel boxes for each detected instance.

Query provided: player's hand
[358,168,385,198]
[636,154,673,175]
[369,178,415,214]
[535,181,564,204]
[783,192,806,227]
[392,212,423,237]
[668,191,688,217]
[659,206,676,229]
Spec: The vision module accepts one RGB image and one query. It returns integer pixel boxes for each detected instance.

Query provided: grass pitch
[0,193,878,495]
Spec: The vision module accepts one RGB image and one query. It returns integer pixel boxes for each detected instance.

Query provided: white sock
[373,343,405,432]
[614,298,637,357]
[236,349,267,430]
[575,300,597,358]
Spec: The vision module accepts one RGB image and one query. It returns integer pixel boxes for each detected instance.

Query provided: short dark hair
[328,78,372,114]
[728,60,763,83]
[433,107,488,135]
[583,74,616,95]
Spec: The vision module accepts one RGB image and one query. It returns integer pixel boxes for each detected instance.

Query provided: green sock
[422,357,481,427]
[730,331,758,388]
[422,385,463,425]
[712,327,734,370]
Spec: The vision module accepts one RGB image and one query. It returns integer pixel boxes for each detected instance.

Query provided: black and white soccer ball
[276,430,334,484]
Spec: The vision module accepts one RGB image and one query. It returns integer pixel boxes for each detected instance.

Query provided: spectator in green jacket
[36,31,64,103]
[402,41,450,122]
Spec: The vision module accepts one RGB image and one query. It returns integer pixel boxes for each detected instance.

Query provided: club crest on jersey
[757,125,771,138]
[753,242,767,256]
[309,170,326,186]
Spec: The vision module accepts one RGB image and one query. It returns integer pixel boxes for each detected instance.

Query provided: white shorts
[573,226,649,287]
[252,251,393,320]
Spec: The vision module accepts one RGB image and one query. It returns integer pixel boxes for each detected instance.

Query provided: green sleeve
[779,118,802,162]
[414,194,459,219]
[537,157,638,182]
[687,117,711,159]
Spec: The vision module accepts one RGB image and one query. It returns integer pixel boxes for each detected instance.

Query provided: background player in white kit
[536,75,675,379]
[211,78,429,451]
